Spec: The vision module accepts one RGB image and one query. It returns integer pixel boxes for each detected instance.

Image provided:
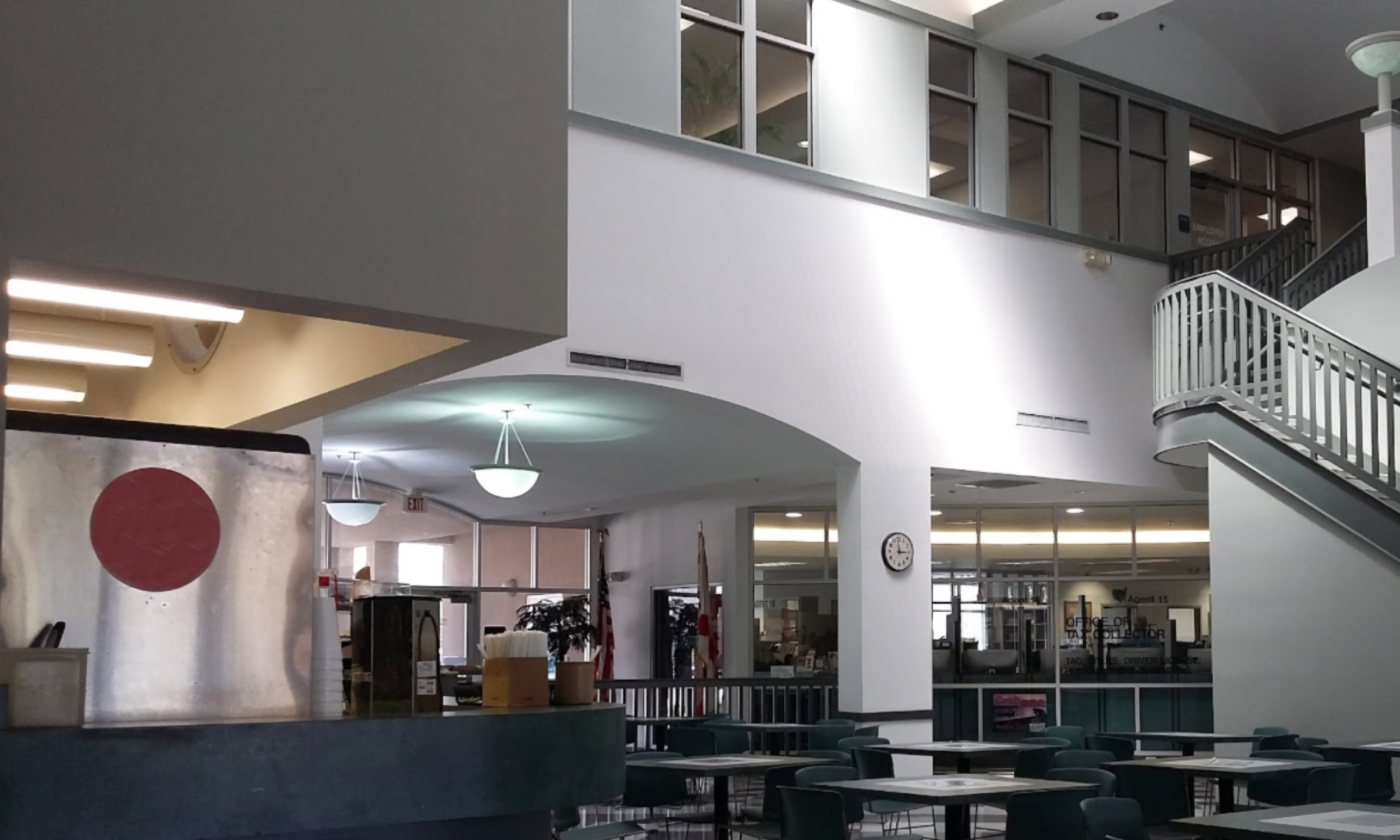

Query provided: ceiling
[322,374,853,523]
[1052,0,1396,134]
[927,469,1205,508]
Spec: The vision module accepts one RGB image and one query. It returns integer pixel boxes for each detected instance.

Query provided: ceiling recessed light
[1066,508,1085,514]
[931,510,943,516]
[797,140,810,149]
[1188,151,1213,167]
[1096,11,1120,21]
[680,18,695,31]
[786,512,803,518]
[929,161,954,179]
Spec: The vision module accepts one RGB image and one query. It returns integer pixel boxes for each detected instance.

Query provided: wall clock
[881,532,914,572]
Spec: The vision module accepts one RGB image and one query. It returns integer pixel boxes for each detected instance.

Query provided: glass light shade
[1348,32,1400,77]
[323,499,384,526]
[473,465,541,499]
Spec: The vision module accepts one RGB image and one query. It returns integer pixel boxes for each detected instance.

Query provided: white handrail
[1154,271,1400,502]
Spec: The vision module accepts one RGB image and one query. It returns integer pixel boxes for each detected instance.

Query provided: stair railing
[1226,218,1314,301]
[1155,271,1400,504]
[1282,219,1368,311]
[1169,228,1276,282]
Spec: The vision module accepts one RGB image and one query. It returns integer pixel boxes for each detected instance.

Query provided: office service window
[681,0,813,165]
[751,509,836,675]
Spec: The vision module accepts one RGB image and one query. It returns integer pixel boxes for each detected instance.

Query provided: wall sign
[90,468,221,592]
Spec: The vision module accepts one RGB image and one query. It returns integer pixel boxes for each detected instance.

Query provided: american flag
[593,528,614,681]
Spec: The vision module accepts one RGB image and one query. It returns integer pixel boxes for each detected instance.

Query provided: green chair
[854,747,923,834]
[810,720,856,752]
[1307,765,1357,804]
[702,720,752,755]
[1254,726,1291,739]
[1257,734,1299,751]
[1047,767,1116,797]
[736,765,802,837]
[1296,737,1329,753]
[1111,764,1192,828]
[1005,788,1095,840]
[837,735,889,754]
[778,786,848,840]
[1044,725,1087,749]
[1082,796,1146,840]
[1087,735,1136,762]
[854,725,881,738]
[1022,736,1072,747]
[1320,747,1397,804]
[795,765,866,826]
[1248,750,1326,807]
[621,752,690,831]
[670,727,718,757]
[1014,746,1061,779]
[1054,749,1117,770]
[796,749,853,766]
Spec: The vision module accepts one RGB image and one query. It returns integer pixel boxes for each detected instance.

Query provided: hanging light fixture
[323,452,384,526]
[473,409,541,499]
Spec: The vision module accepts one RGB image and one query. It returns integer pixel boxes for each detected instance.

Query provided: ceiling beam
[974,0,1174,57]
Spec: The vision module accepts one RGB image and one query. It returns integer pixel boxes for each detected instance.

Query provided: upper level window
[1187,124,1312,248]
[1079,86,1120,242]
[928,35,976,205]
[681,1,813,165]
[1127,103,1167,251]
[1008,63,1051,225]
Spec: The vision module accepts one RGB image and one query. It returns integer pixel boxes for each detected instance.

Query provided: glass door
[1189,174,1233,248]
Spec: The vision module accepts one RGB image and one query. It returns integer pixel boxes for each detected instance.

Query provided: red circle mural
[90,468,221,592]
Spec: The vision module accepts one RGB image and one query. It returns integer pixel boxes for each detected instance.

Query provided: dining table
[627,754,832,840]
[866,740,1052,774]
[1175,801,1400,839]
[1103,730,1262,757]
[1109,756,1351,813]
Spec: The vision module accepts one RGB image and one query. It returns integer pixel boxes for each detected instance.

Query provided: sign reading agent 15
[881,532,914,572]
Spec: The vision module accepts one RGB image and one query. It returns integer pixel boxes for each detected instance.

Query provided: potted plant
[515,596,596,705]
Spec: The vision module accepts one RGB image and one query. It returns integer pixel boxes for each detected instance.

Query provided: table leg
[1217,777,1235,813]
[714,775,729,840]
[957,757,971,775]
[656,726,668,752]
[1182,743,1196,757]
[946,803,969,840]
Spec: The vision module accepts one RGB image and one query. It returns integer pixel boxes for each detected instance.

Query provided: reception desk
[0,704,624,840]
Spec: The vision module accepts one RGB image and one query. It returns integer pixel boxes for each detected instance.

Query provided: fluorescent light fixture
[797,140,811,149]
[8,278,244,323]
[929,161,954,179]
[931,510,944,516]
[1188,151,1212,167]
[1257,208,1299,224]
[755,561,806,568]
[681,18,695,31]
[753,526,1210,545]
[8,311,154,368]
[6,359,87,403]
[1066,508,1085,514]
[785,512,803,518]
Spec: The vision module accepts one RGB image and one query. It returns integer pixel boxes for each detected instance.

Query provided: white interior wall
[570,0,677,134]
[1303,255,1400,364]
[1209,451,1400,746]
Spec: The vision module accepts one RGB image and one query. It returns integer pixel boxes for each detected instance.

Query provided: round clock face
[882,532,914,572]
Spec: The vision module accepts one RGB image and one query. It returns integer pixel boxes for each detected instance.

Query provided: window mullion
[742,0,757,151]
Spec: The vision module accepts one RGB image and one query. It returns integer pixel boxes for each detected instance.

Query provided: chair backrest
[1086,735,1136,762]
[1054,749,1117,770]
[1005,789,1095,840]
[1254,726,1291,737]
[853,747,895,780]
[1014,746,1061,779]
[623,754,689,809]
[779,786,848,840]
[1296,737,1330,752]
[853,725,881,738]
[1251,749,1324,761]
[1111,764,1191,825]
[670,726,718,757]
[625,750,678,762]
[1082,796,1146,840]
[552,805,582,832]
[1044,726,1087,749]
[797,749,854,766]
[795,766,865,825]
[810,720,856,752]
[837,735,889,754]
[1320,747,1398,804]
[1047,767,1116,797]
[756,765,804,823]
[1022,736,1072,747]
[701,720,752,755]
[1257,734,1300,751]
[1307,765,1357,804]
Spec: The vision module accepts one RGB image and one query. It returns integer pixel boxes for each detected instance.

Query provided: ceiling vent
[956,478,1040,490]
[1016,412,1090,434]
[568,350,683,380]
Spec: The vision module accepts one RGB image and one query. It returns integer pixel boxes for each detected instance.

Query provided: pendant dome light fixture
[473,409,541,499]
[323,452,385,527]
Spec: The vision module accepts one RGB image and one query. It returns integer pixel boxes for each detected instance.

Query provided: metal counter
[0,704,625,840]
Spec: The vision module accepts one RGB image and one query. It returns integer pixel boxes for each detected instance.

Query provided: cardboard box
[482,657,548,708]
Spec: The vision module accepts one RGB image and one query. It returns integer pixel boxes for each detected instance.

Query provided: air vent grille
[569,350,683,380]
[1017,412,1090,434]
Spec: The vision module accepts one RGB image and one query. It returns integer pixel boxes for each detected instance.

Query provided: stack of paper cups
[310,595,344,718]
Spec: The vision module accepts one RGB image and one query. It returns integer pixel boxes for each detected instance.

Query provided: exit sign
[404,495,427,513]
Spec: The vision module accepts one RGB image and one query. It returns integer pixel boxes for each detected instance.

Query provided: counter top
[0,703,625,840]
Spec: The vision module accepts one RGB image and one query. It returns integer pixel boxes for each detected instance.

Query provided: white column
[1363,110,1400,265]
[836,462,933,772]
